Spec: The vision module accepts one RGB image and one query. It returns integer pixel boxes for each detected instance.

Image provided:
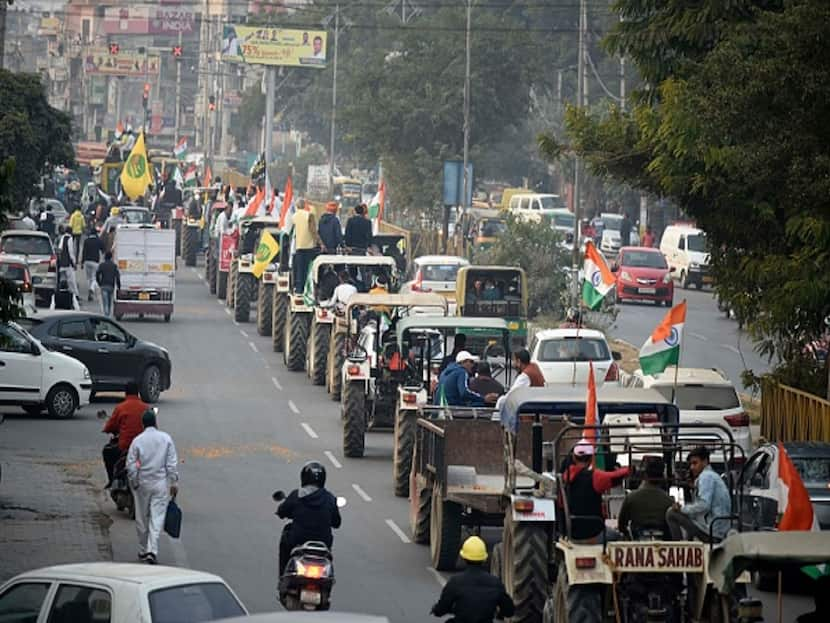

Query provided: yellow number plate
[139,292,150,300]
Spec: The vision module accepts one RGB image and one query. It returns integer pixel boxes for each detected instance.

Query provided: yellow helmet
[110,207,120,216]
[459,536,488,562]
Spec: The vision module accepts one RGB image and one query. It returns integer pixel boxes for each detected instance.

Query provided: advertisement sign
[150,7,195,34]
[442,160,474,206]
[38,18,61,37]
[103,7,151,35]
[219,233,238,272]
[221,26,327,68]
[84,49,160,77]
[306,164,329,198]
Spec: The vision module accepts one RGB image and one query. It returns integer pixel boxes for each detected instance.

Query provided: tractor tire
[272,290,288,352]
[234,272,255,323]
[204,244,212,280]
[393,404,416,497]
[226,262,237,307]
[180,226,190,266]
[173,220,182,256]
[208,252,217,294]
[257,283,273,336]
[490,542,503,579]
[327,331,345,400]
[284,310,309,372]
[216,270,227,300]
[409,473,431,544]
[429,482,462,571]
[311,320,330,386]
[342,380,366,458]
[502,513,549,623]
[184,226,198,266]
[552,572,602,623]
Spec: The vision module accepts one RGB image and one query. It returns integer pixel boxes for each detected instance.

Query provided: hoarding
[307,164,330,197]
[84,49,160,77]
[221,26,327,68]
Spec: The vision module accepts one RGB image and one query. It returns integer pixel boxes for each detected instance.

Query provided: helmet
[459,536,488,562]
[300,461,327,488]
[110,207,120,216]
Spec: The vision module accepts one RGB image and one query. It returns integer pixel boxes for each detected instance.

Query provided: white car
[0,322,91,418]
[0,562,247,623]
[599,212,639,255]
[400,255,469,312]
[0,230,57,306]
[626,367,751,465]
[529,328,621,386]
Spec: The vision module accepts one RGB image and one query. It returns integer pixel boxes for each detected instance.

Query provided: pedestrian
[19,213,36,230]
[69,206,86,262]
[101,382,149,485]
[96,251,121,318]
[469,361,505,405]
[56,226,80,299]
[318,201,343,252]
[344,204,372,254]
[290,201,320,293]
[620,212,632,247]
[39,204,55,238]
[82,227,104,302]
[126,409,179,565]
[641,225,655,248]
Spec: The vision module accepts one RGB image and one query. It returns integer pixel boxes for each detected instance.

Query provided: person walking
[620,212,633,247]
[56,226,80,300]
[39,204,55,238]
[81,227,104,302]
[344,204,372,254]
[69,206,86,262]
[96,251,121,317]
[126,409,179,565]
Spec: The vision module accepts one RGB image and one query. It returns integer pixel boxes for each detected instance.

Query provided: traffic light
[143,83,151,103]
[172,45,183,59]
[208,95,216,112]
[109,43,120,55]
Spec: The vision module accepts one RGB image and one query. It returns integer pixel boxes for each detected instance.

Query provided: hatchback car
[0,230,56,306]
[599,212,639,255]
[612,246,674,306]
[20,311,172,403]
[529,328,621,386]
[0,254,36,310]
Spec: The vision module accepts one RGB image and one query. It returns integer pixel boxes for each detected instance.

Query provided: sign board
[150,7,195,34]
[607,543,706,573]
[221,26,327,68]
[443,160,473,207]
[219,233,238,272]
[103,5,195,34]
[84,49,160,77]
[306,165,329,198]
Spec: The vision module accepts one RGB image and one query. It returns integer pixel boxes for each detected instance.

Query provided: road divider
[351,483,372,502]
[384,519,411,544]
[323,450,342,469]
[301,422,319,439]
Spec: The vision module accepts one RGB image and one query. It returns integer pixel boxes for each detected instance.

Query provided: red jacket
[103,395,149,451]
[565,462,630,494]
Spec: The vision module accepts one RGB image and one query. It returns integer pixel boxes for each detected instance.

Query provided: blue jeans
[100,286,114,317]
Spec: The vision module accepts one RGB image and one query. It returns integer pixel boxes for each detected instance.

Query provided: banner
[84,49,160,77]
[221,26,327,68]
[219,234,238,272]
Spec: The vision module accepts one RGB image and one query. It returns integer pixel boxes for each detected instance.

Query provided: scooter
[272,490,346,611]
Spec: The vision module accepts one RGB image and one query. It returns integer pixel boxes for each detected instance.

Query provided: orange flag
[776,443,819,531]
[203,165,213,188]
[585,360,597,443]
[278,176,293,229]
[244,187,265,218]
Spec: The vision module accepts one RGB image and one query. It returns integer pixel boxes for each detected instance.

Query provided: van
[659,225,711,289]
[506,193,566,223]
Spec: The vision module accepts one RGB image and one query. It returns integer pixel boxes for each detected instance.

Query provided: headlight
[663,273,672,284]
[690,262,699,269]
[83,367,91,380]
[621,271,633,282]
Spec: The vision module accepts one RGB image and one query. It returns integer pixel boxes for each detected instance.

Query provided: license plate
[639,287,656,294]
[300,589,321,605]
[139,292,150,300]
[702,276,713,284]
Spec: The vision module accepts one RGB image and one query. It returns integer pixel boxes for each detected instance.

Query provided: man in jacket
[290,201,320,293]
[495,349,546,410]
[96,251,121,317]
[318,202,343,252]
[617,456,674,538]
[81,227,104,301]
[127,409,179,564]
[101,382,149,484]
[344,204,372,254]
[435,351,498,407]
[56,226,80,299]
[69,207,86,262]
[432,536,514,623]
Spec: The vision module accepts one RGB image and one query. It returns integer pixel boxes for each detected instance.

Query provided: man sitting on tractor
[617,456,674,539]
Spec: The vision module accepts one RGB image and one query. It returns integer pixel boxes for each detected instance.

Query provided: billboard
[103,5,195,35]
[84,49,160,77]
[221,26,327,68]
[150,7,195,34]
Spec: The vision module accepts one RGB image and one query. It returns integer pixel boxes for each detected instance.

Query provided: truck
[112,224,175,322]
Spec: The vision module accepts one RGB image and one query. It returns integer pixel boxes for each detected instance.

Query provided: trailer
[113,225,176,321]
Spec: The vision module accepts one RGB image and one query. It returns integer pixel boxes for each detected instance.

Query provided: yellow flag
[252,230,280,278]
[120,132,154,200]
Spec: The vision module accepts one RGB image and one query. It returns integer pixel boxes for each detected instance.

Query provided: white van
[659,225,711,289]
[507,193,566,223]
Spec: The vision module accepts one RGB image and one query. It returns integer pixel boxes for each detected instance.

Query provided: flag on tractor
[251,230,280,278]
[172,165,184,188]
[582,240,615,310]
[119,132,153,199]
[279,176,294,229]
[368,180,386,234]
[638,301,687,375]
[174,137,187,160]
[244,187,266,218]
[302,265,315,307]
[775,443,819,531]
[203,165,213,188]
[184,165,197,187]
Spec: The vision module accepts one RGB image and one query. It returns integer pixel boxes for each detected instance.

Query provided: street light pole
[461,0,471,221]
[174,30,182,144]
[328,4,340,195]
[264,66,275,186]
[571,0,586,307]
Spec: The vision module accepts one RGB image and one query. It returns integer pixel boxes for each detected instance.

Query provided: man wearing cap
[435,351,500,407]
[432,536,514,623]
[318,201,343,253]
[562,439,629,541]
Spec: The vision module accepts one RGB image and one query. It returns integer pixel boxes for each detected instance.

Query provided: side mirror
[612,351,622,361]
[272,490,286,502]
[30,341,41,356]
[336,496,347,508]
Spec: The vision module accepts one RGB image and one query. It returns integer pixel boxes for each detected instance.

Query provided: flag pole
[671,299,685,404]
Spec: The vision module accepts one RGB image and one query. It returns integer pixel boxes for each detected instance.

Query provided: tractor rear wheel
[226,262,237,307]
[393,404,416,497]
[272,290,288,352]
[311,320,330,386]
[184,226,198,266]
[284,309,308,372]
[409,473,431,544]
[327,332,345,400]
[216,270,227,300]
[342,380,366,458]
[502,513,549,623]
[234,272,255,322]
[552,572,602,623]
[257,283,273,336]
[429,482,461,571]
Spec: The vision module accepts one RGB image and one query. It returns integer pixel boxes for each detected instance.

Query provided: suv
[0,231,56,306]
[627,366,751,464]
[529,327,621,386]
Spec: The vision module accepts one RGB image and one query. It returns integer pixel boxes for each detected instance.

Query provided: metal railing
[761,378,830,442]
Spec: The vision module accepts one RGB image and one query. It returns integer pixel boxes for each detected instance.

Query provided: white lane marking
[385,519,411,544]
[224,308,231,316]
[324,451,342,469]
[249,341,259,353]
[272,376,283,391]
[721,344,740,354]
[689,331,709,341]
[288,400,300,414]
[301,422,319,439]
[426,566,447,588]
[239,329,249,338]
[351,483,372,502]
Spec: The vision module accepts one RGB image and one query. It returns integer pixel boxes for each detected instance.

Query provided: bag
[164,499,182,539]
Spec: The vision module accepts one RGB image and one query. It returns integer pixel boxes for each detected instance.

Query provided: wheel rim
[146,368,161,400]
[53,389,74,417]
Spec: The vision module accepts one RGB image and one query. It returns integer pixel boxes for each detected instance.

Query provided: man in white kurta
[127,410,179,564]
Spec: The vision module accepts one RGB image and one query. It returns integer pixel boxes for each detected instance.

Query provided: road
[0,265,814,621]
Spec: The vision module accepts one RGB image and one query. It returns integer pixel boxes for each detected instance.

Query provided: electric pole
[264,67,275,186]
[174,31,182,144]
[328,4,340,195]
[461,0,471,221]
[572,0,586,306]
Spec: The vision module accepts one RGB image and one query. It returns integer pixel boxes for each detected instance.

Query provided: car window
[1,236,53,256]
[537,337,610,362]
[0,581,51,623]
[58,320,91,340]
[89,319,128,344]
[422,265,460,282]
[791,456,830,486]
[652,385,740,410]
[552,212,574,229]
[686,234,706,252]
[148,582,245,623]
[0,323,33,353]
[121,210,149,224]
[621,251,668,269]
[47,584,111,623]
[602,216,623,231]
[539,196,565,211]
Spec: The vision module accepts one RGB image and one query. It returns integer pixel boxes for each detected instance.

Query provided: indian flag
[184,165,197,187]
[582,240,615,310]
[368,180,385,235]
[638,301,687,375]
[174,137,187,160]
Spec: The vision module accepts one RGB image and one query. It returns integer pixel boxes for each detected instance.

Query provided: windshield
[537,337,611,362]
[602,215,623,231]
[652,385,740,410]
[149,582,245,623]
[336,183,361,198]
[687,233,707,252]
[122,209,150,224]
[1,236,52,256]
[480,220,506,236]
[539,196,565,211]
[421,264,461,282]
[552,212,575,229]
[791,457,830,486]
[621,250,667,269]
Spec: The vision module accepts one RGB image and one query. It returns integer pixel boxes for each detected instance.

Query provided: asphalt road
[0,265,814,622]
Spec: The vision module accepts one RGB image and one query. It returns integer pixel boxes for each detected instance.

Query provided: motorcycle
[272,490,346,611]
[99,410,134,519]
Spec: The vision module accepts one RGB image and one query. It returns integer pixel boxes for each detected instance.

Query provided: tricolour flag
[638,300,687,375]
[252,230,280,278]
[119,132,153,200]
[174,137,187,160]
[184,165,197,187]
[581,240,615,310]
[368,180,385,235]
[278,176,294,229]
[172,165,184,188]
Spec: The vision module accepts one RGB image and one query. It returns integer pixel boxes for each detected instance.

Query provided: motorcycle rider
[101,382,149,485]
[431,536,514,623]
[277,461,342,576]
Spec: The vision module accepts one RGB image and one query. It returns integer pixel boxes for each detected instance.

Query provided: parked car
[611,246,674,306]
[0,562,247,623]
[529,328,621,386]
[0,230,56,306]
[20,311,172,403]
[0,321,91,418]
[0,254,36,309]
[599,212,640,255]
[659,224,711,289]
[626,367,751,465]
